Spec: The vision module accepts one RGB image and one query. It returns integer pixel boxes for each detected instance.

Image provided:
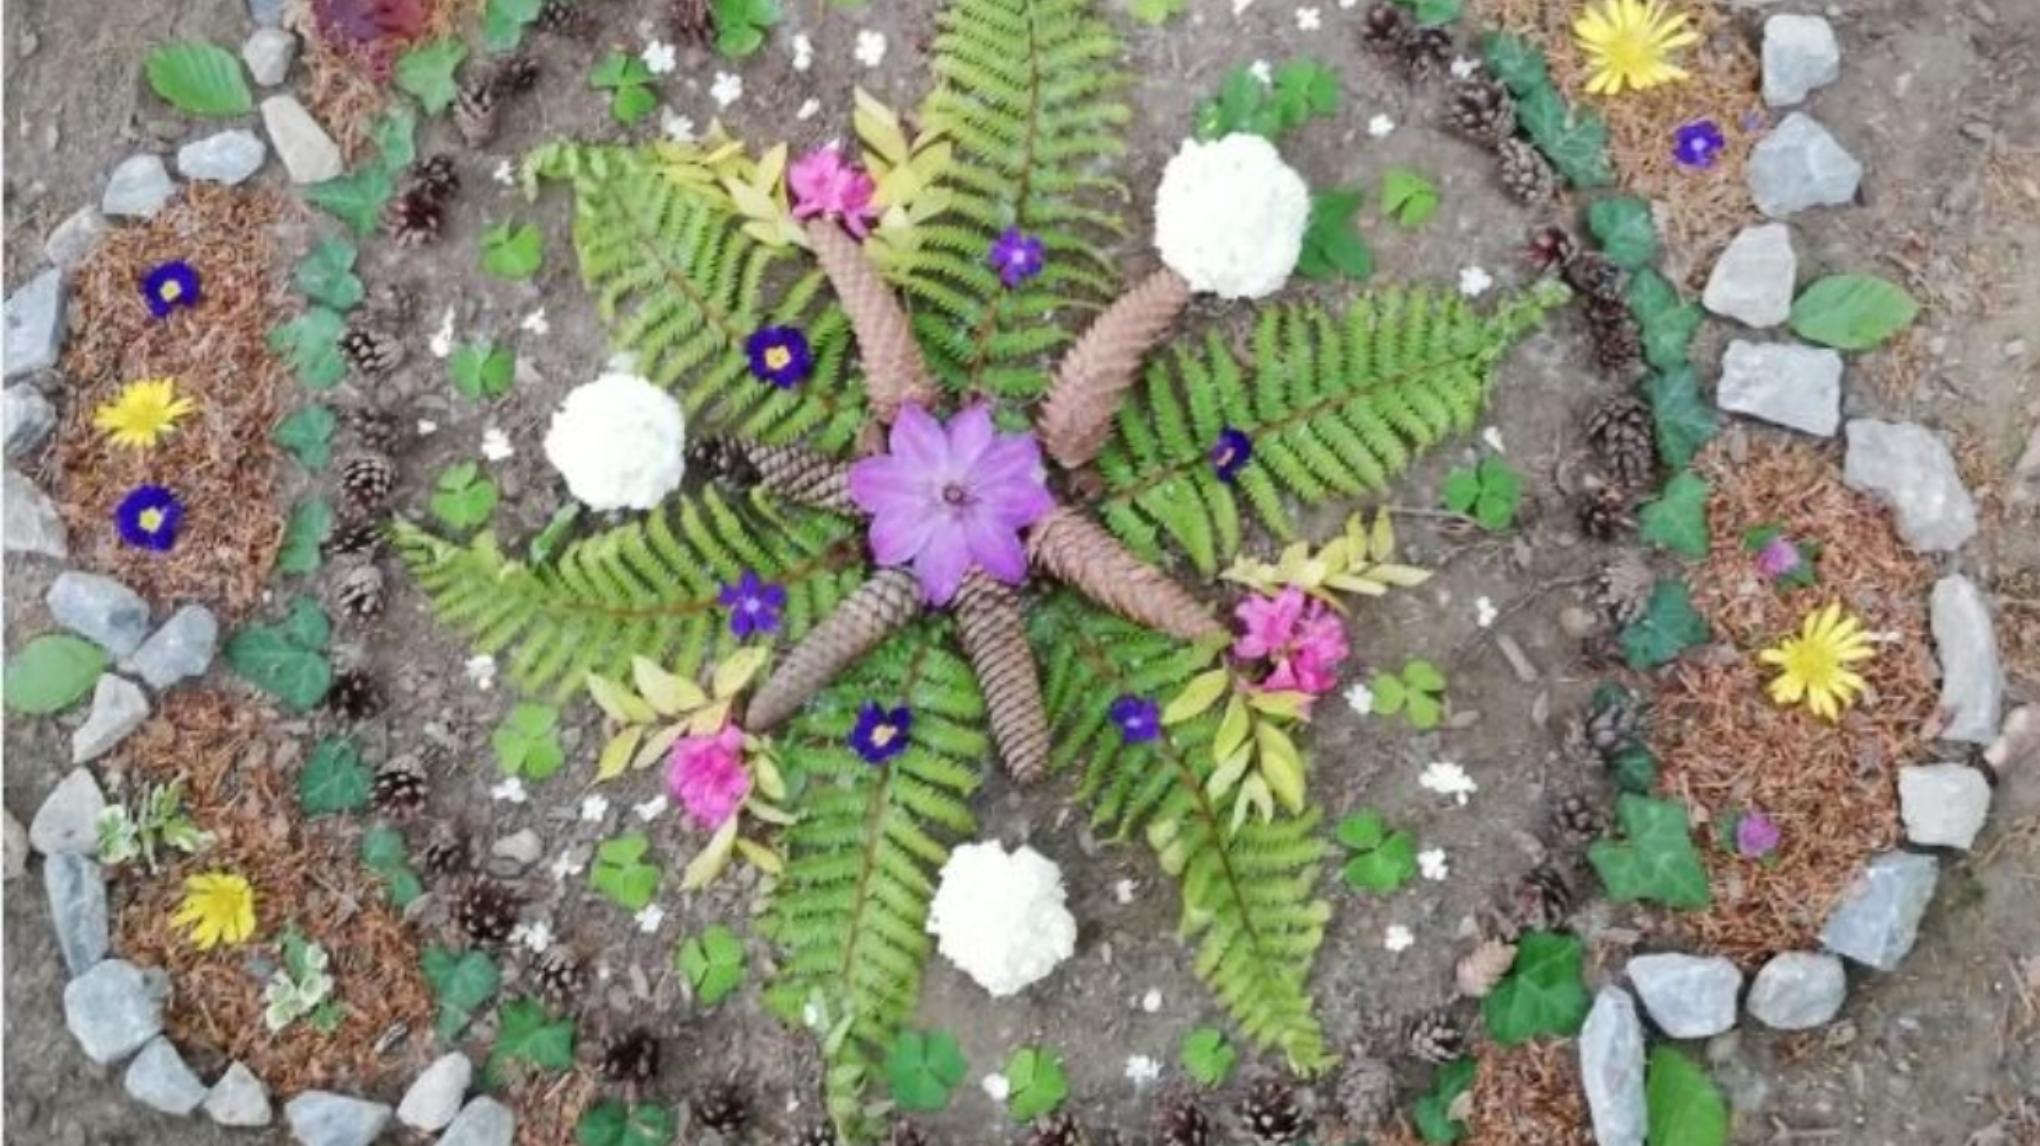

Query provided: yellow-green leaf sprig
[852,87,954,268]
[1222,510,1431,611]
[1162,668,1312,831]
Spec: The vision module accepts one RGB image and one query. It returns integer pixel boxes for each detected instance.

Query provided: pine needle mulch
[110,691,434,1095]
[508,1070,600,1146]
[291,0,473,161]
[1651,440,1938,963]
[1465,1039,1595,1146]
[53,183,289,621]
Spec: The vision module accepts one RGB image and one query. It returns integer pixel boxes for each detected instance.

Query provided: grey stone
[1762,14,1841,107]
[1702,223,1797,327]
[242,28,298,86]
[1899,763,1992,850]
[45,205,108,270]
[1579,986,1646,1146]
[396,1052,471,1131]
[249,0,287,26]
[3,468,67,557]
[1718,340,1841,437]
[6,383,56,457]
[489,829,543,870]
[1931,575,2002,744]
[3,810,26,880]
[1748,113,1862,218]
[1821,851,1939,971]
[124,605,220,691]
[285,1091,393,1146]
[260,97,343,185]
[102,155,177,219]
[438,1097,515,1146]
[48,571,151,656]
[125,1036,208,1115]
[205,1062,273,1128]
[30,767,106,855]
[1627,952,1743,1039]
[177,130,266,186]
[1842,419,1978,553]
[5,268,67,380]
[72,674,152,764]
[44,852,109,975]
[1746,952,1846,1030]
[63,959,168,1064]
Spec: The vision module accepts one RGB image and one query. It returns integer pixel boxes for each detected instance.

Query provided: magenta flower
[1232,587,1349,696]
[665,724,751,831]
[1753,535,1803,580]
[847,403,1055,606]
[1734,809,1781,859]
[789,146,878,239]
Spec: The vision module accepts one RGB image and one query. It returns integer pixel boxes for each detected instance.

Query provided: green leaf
[267,308,349,390]
[144,41,254,117]
[1642,368,1718,470]
[448,342,516,400]
[298,738,371,815]
[1396,0,1463,25]
[1334,810,1387,852]
[1639,471,1711,558]
[676,924,746,1005]
[1516,86,1612,188]
[710,0,780,57]
[1788,274,1920,351]
[1441,468,1481,514]
[487,997,577,1082]
[1412,1057,1477,1143]
[1607,742,1659,794]
[273,405,337,470]
[1646,1046,1730,1146]
[1128,0,1185,24]
[395,38,468,116]
[1620,579,1709,670]
[1296,188,1372,282]
[361,823,422,907]
[1444,458,1519,530]
[1482,31,1549,96]
[3,635,106,715]
[1271,59,1339,128]
[305,166,395,236]
[369,105,418,171]
[1341,826,1418,894]
[589,832,662,910]
[422,945,500,1040]
[225,599,332,712]
[1589,794,1711,908]
[884,1029,968,1112]
[1587,196,1657,270]
[430,462,499,533]
[1381,168,1440,228]
[1179,1028,1236,1088]
[577,1100,677,1146]
[482,0,545,52]
[1004,1047,1069,1122]
[294,238,363,311]
[480,221,544,280]
[611,84,660,126]
[492,702,564,779]
[1481,930,1589,1045]
[277,497,332,575]
[527,504,581,564]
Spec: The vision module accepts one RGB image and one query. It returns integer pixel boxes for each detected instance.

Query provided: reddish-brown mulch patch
[110,691,433,1095]
[1465,1038,1595,1146]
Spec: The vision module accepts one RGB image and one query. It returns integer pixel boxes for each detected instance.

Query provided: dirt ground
[5,0,2039,1142]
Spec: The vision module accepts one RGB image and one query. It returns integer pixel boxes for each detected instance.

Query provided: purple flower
[987,228,1046,288]
[1209,427,1253,484]
[846,403,1055,606]
[1109,695,1160,744]
[114,484,183,551]
[141,261,201,319]
[745,326,814,389]
[1734,810,1781,859]
[849,702,912,764]
[1673,119,1725,169]
[718,570,787,639]
[1753,535,1803,580]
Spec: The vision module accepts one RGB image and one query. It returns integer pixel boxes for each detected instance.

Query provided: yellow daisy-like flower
[1758,603,1876,722]
[93,377,196,450]
[172,872,257,951]
[1573,0,1701,96]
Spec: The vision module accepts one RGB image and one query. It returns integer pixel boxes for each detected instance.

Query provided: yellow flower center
[763,346,793,371]
[1780,637,1839,689]
[870,724,896,747]
[160,281,183,302]
[138,508,166,533]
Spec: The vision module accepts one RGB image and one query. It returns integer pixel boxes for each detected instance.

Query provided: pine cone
[453,79,499,148]
[953,572,1049,783]
[886,1121,928,1146]
[456,878,520,945]
[1591,323,1645,378]
[1360,2,1410,48]
[792,1122,838,1146]
[1333,1053,1396,1131]
[1503,864,1575,936]
[1579,687,1645,755]
[747,569,923,730]
[342,405,403,451]
[701,439,855,514]
[1525,225,1579,271]
[371,755,428,817]
[1039,268,1193,469]
[326,667,384,720]
[803,220,939,421]
[491,54,541,97]
[340,453,396,513]
[1399,25,1454,80]
[1455,939,1517,999]
[693,1080,750,1136]
[1497,138,1558,204]
[1238,1078,1307,1145]
[686,436,760,487]
[334,561,386,621]
[1402,1009,1465,1065]
[1155,1091,1214,1146]
[1565,251,1627,303]
[1027,507,1225,642]
[671,0,712,46]
[1585,394,1657,489]
[1444,77,1514,148]
[419,824,471,878]
[364,280,418,324]
[599,1026,661,1085]
[1596,553,1654,626]
[534,0,590,37]
[385,187,444,247]
[340,324,406,376]
[325,517,387,560]
[1549,792,1606,847]
[1574,487,1635,541]
[531,947,587,1010]
[1028,1112,1088,1146]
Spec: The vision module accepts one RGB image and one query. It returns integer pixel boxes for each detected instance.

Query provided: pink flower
[1232,587,1349,696]
[789,146,878,239]
[847,403,1055,606]
[1754,535,1802,579]
[666,725,751,831]
[1734,810,1781,859]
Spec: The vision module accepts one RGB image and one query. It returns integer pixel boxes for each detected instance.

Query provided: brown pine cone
[1454,938,1517,999]
[453,79,499,148]
[1585,393,1657,489]
[1155,1090,1215,1146]
[1565,251,1628,303]
[671,0,713,46]
[1524,225,1579,270]
[1027,507,1225,642]
[694,1080,750,1136]
[341,404,403,451]
[1333,1052,1396,1131]
[1444,77,1514,148]
[340,324,405,376]
[385,187,444,247]
[325,517,387,561]
[325,667,384,720]
[406,154,460,203]
[599,1026,661,1085]
[1596,553,1655,626]
[1579,687,1645,755]
[1400,25,1455,80]
[334,561,386,621]
[1402,1009,1465,1064]
[1039,267,1193,469]
[1548,792,1607,847]
[418,824,471,878]
[456,878,520,945]
[793,1123,839,1146]
[339,453,396,514]
[1237,1078,1308,1145]
[1498,137,1558,204]
[1503,864,1575,936]
[370,755,427,817]
[804,220,939,421]
[746,569,924,730]
[1589,314,1646,378]
[712,439,856,514]
[534,0,590,37]
[491,53,541,97]
[1574,486,1635,541]
[363,280,417,325]
[1359,1,1410,48]
[531,947,587,1011]
[953,572,1049,783]
[1027,1112,1088,1146]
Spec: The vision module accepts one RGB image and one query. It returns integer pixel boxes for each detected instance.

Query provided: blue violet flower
[115,484,184,551]
[745,326,814,389]
[987,228,1046,288]
[141,261,202,319]
[849,702,913,765]
[1672,119,1725,169]
[718,569,788,639]
[1109,695,1161,744]
[1209,427,1253,484]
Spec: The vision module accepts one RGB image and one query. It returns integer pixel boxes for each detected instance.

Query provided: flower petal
[945,403,997,471]
[887,403,950,470]
[913,528,972,605]
[962,509,1029,584]
[868,509,939,567]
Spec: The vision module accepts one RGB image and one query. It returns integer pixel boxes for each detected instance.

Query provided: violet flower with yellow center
[1758,602,1875,721]
[115,485,184,552]
[94,378,196,450]
[141,260,202,319]
[1574,0,1700,96]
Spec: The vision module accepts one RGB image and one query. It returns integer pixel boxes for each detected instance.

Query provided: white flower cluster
[926,841,1077,997]
[1152,134,1310,301]
[542,369,686,512]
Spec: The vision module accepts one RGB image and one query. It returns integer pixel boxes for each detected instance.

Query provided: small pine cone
[406,154,460,204]
[1589,313,1646,377]
[1505,864,1576,936]
[1444,77,1514,148]
[1581,688,1645,754]
[342,405,403,451]
[803,220,939,419]
[739,441,856,513]
[953,572,1049,784]
[599,1026,661,1085]
[534,0,589,37]
[334,561,386,621]
[685,437,760,487]
[1039,267,1194,469]
[747,569,924,730]
[671,0,712,44]
[1565,251,1628,303]
[693,1081,750,1136]
[1455,939,1518,999]
[1549,793,1607,848]
[1525,225,1579,270]
[1360,2,1410,48]
[340,324,406,376]
[419,825,471,878]
[1402,1009,1465,1065]
[886,1121,928,1146]
[1573,486,1635,541]
[1596,553,1655,626]
[453,79,499,148]
[531,947,587,1010]
[1400,25,1455,80]
[385,187,444,247]
[325,517,387,560]
[363,280,417,325]
[792,1122,838,1146]
[371,756,428,817]
[1585,394,1658,490]
[456,878,520,945]
[1497,137,1559,204]
[1155,1090,1215,1146]
[1027,507,1226,642]
[326,667,384,720]
[491,54,541,97]
[1237,1079,1307,1146]
[1333,1053,1396,1131]
[1028,1112,1087,1146]
[340,453,396,513]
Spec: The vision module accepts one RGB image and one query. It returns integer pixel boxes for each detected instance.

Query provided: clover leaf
[449,341,516,399]
[492,702,564,779]
[1442,456,1521,530]
[1789,274,1919,352]
[1005,1046,1069,1122]
[360,823,423,907]
[3,634,106,716]
[1619,579,1709,670]
[226,598,332,712]
[1589,794,1710,909]
[1336,809,1419,894]
[277,497,332,575]
[294,238,364,311]
[1412,1057,1477,1143]
[883,1029,967,1112]
[589,832,662,910]
[273,405,337,470]
[1179,1027,1236,1088]
[298,738,371,815]
[1297,188,1372,282]
[1639,470,1710,558]
[487,997,577,1083]
[395,38,467,116]
[480,221,544,280]
[422,944,500,1040]
[430,462,499,533]
[589,52,658,124]
[676,924,747,1006]
[711,0,781,57]
[1192,58,1338,141]
[268,307,349,389]
[1481,930,1588,1045]
[1371,659,1448,730]
[1381,168,1440,228]
[1645,1046,1730,1146]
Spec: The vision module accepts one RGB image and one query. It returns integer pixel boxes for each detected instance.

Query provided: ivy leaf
[273,405,337,470]
[1629,268,1704,370]
[676,924,746,1005]
[1481,31,1549,96]
[1004,1047,1069,1122]
[1788,274,1920,351]
[448,341,517,400]
[1296,188,1372,282]
[1381,168,1440,228]
[1607,742,1660,794]
[395,38,468,116]
[144,42,254,117]
[1395,0,1463,25]
[480,221,544,280]
[1128,0,1185,24]
[1412,1057,1477,1143]
[1639,471,1711,558]
[492,702,564,779]
[710,0,780,57]
[487,997,577,1083]
[369,105,418,170]
[430,462,499,533]
[576,1100,676,1146]
[884,1029,968,1112]
[1481,930,1589,1045]
[1586,196,1657,270]
[225,598,332,713]
[3,635,106,715]
[589,832,662,910]
[1646,1046,1730,1146]
[1641,368,1718,470]
[360,824,423,907]
[1515,86,1612,188]
[268,308,349,390]
[305,165,395,236]
[1589,794,1711,909]
[298,738,371,815]
[1179,1027,1236,1088]
[294,238,364,311]
[1619,579,1709,670]
[482,0,545,51]
[422,945,500,1040]
[277,497,332,575]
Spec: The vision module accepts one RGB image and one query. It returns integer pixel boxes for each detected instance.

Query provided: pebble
[4,268,67,380]
[43,205,107,270]
[124,1036,208,1115]
[1578,986,1646,1146]
[47,571,152,657]
[248,0,287,26]
[1841,419,1978,553]
[241,27,297,86]
[45,852,110,976]
[260,96,343,184]
[1898,763,1991,850]
[489,829,544,871]
[1701,223,1797,328]
[3,810,26,880]
[176,130,267,186]
[101,154,177,219]
[396,1052,471,1131]
[123,604,220,691]
[1717,340,1842,437]
[1627,952,1742,1038]
[3,467,67,557]
[284,1091,393,1146]
[437,1096,516,1146]
[29,767,106,855]
[63,958,168,1064]
[4,383,55,458]
[204,1062,273,1128]
[1746,952,1847,1030]
[1748,113,1862,218]
[1820,851,1938,971]
[1761,14,1841,107]
[1929,575,2002,744]
[72,674,152,764]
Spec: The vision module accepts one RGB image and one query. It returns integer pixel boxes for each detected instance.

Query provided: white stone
[1842,419,1977,553]
[30,767,106,855]
[3,467,67,557]
[1746,952,1846,1030]
[6,383,56,457]
[285,1092,393,1146]
[45,852,109,975]
[47,571,151,656]
[72,674,152,764]
[1820,851,1938,971]
[1627,953,1742,1039]
[1898,763,1992,850]
[1930,575,2002,744]
[261,96,343,184]
[102,155,177,219]
[125,1036,208,1115]
[1762,15,1841,107]
[242,27,298,86]
[4,268,67,380]
[438,1097,516,1146]
[1718,340,1841,437]
[489,829,543,870]
[64,959,168,1064]
[177,130,267,186]
[44,205,108,270]
[1748,114,1861,219]
[123,605,220,690]
[1702,223,1797,327]
[205,1062,274,1128]
[1579,987,1646,1146]
[397,1052,471,1131]
[3,810,26,880]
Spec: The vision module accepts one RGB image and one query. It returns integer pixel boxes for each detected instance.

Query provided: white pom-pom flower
[542,369,686,512]
[926,840,1077,998]
[1153,134,1311,300]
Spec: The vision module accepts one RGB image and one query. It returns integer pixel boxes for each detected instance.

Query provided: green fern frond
[763,624,987,1140]
[1033,595,1335,1074]
[1095,282,1569,574]
[393,489,864,699]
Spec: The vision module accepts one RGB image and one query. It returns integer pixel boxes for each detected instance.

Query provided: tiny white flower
[1140,988,1162,1013]
[1113,879,1138,905]
[791,32,814,72]
[635,903,667,934]
[1459,265,1495,298]
[491,777,528,804]
[1125,1055,1162,1085]
[710,72,743,108]
[1475,595,1498,628]
[481,427,515,462]
[1419,761,1479,805]
[634,794,670,822]
[1367,113,1396,138]
[854,29,887,68]
[641,40,678,76]
[550,850,587,880]
[1418,848,1449,881]
[1248,58,1273,85]
[1450,55,1481,80]
[416,419,439,436]
[464,654,497,691]
[1344,681,1375,716]
[1383,924,1414,952]
[796,98,822,121]
[660,108,697,143]
[429,307,457,358]
[580,794,611,822]
[1337,0,1358,8]
[1230,0,1254,16]
[981,1073,1012,1103]
[1295,7,1321,30]
[521,308,550,337]
[801,1000,826,1028]
[1481,425,1506,454]
[491,159,515,187]
[515,919,554,953]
